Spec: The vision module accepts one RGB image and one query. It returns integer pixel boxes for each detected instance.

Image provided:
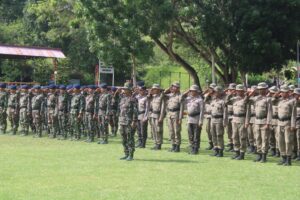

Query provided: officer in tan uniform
[293,88,300,161]
[248,82,272,163]
[225,83,236,152]
[247,85,257,153]
[147,84,165,150]
[206,86,228,157]
[182,85,204,154]
[267,86,280,157]
[277,85,296,166]
[203,83,216,150]
[164,82,183,152]
[289,85,298,159]
[226,84,249,160]
[135,86,148,148]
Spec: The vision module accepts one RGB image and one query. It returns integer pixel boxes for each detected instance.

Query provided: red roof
[0,44,66,59]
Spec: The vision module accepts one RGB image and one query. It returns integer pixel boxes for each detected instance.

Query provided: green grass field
[0,123,300,200]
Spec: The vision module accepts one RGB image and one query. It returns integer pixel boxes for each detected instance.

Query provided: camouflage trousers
[211,122,224,150]
[137,119,148,144]
[0,109,7,134]
[247,123,256,146]
[232,122,247,153]
[296,129,300,152]
[8,108,18,134]
[227,118,233,144]
[32,110,42,137]
[205,117,212,144]
[58,112,68,139]
[109,112,118,135]
[150,117,163,145]
[254,124,270,154]
[98,115,109,141]
[278,125,294,156]
[47,109,58,137]
[19,108,29,135]
[70,111,81,139]
[119,124,135,156]
[85,112,95,140]
[167,116,181,145]
[187,123,201,150]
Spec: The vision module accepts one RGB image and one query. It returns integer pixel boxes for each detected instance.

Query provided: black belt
[153,111,160,114]
[168,108,180,112]
[228,111,233,115]
[212,115,223,119]
[204,112,211,115]
[296,116,300,121]
[256,116,267,120]
[278,116,291,122]
[234,114,246,117]
[251,114,255,117]
[272,115,278,119]
[188,112,200,117]
[138,111,145,114]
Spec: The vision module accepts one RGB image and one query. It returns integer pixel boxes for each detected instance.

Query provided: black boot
[206,142,213,150]
[169,144,176,152]
[260,153,267,163]
[270,148,276,157]
[140,140,146,148]
[248,145,255,154]
[216,149,223,157]
[120,154,129,160]
[278,156,287,165]
[226,144,234,152]
[284,156,292,166]
[174,145,180,152]
[254,153,262,162]
[210,148,219,156]
[236,152,245,160]
[276,149,280,157]
[135,140,142,148]
[232,151,240,159]
[126,152,134,161]
[157,144,161,150]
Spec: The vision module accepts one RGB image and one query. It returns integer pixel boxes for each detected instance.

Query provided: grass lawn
[0,122,300,200]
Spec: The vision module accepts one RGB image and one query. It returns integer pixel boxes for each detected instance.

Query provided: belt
[138,111,145,114]
[256,116,267,120]
[251,114,255,117]
[152,111,160,114]
[296,116,300,121]
[228,111,233,115]
[188,112,200,117]
[212,114,223,119]
[278,116,291,122]
[233,113,246,117]
[168,108,180,112]
[272,115,278,119]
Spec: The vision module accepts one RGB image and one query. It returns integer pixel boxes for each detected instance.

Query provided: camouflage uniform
[269,86,280,156]
[0,84,8,134]
[85,87,96,142]
[31,87,44,137]
[293,88,300,161]
[57,86,69,139]
[135,89,148,148]
[182,85,204,154]
[118,83,138,161]
[19,86,31,136]
[47,87,58,138]
[95,85,111,144]
[247,85,257,153]
[7,86,19,135]
[70,85,85,140]
[109,88,119,136]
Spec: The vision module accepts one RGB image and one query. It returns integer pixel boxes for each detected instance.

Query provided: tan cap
[189,85,200,91]
[235,84,245,91]
[152,83,161,89]
[280,85,290,92]
[171,81,180,88]
[209,83,216,89]
[257,82,268,89]
[214,86,223,93]
[293,88,300,95]
[228,83,237,90]
[268,86,278,93]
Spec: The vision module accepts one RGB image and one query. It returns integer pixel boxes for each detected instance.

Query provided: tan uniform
[147,93,165,145]
[226,94,234,145]
[210,97,228,150]
[204,95,213,145]
[227,95,249,153]
[295,101,300,155]
[270,97,279,152]
[247,104,256,147]
[249,95,273,154]
[165,93,183,145]
[277,98,296,156]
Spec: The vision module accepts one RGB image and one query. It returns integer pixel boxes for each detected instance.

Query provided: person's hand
[177,119,182,125]
[158,118,163,124]
[245,123,249,128]
[198,123,202,128]
[131,121,137,129]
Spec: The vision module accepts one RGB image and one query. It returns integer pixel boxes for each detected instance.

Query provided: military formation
[1,81,300,166]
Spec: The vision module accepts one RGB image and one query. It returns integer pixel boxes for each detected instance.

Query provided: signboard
[99,67,114,74]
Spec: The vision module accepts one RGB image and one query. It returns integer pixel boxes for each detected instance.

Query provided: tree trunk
[131,54,137,87]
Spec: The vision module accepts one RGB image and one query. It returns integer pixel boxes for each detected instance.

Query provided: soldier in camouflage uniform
[226,84,249,160]
[115,83,138,161]
[147,84,165,150]
[84,85,96,142]
[268,86,280,157]
[70,84,85,140]
[19,85,31,136]
[7,85,19,135]
[0,83,8,134]
[31,85,45,137]
[182,85,204,154]
[57,85,69,140]
[247,82,273,163]
[41,86,48,133]
[66,85,74,138]
[247,85,257,154]
[134,86,148,148]
[205,86,228,157]
[47,85,58,138]
[224,83,236,152]
[203,83,216,150]
[164,82,183,152]
[109,86,119,137]
[95,83,111,144]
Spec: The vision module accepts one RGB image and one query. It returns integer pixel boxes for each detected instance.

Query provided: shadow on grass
[134,158,199,163]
